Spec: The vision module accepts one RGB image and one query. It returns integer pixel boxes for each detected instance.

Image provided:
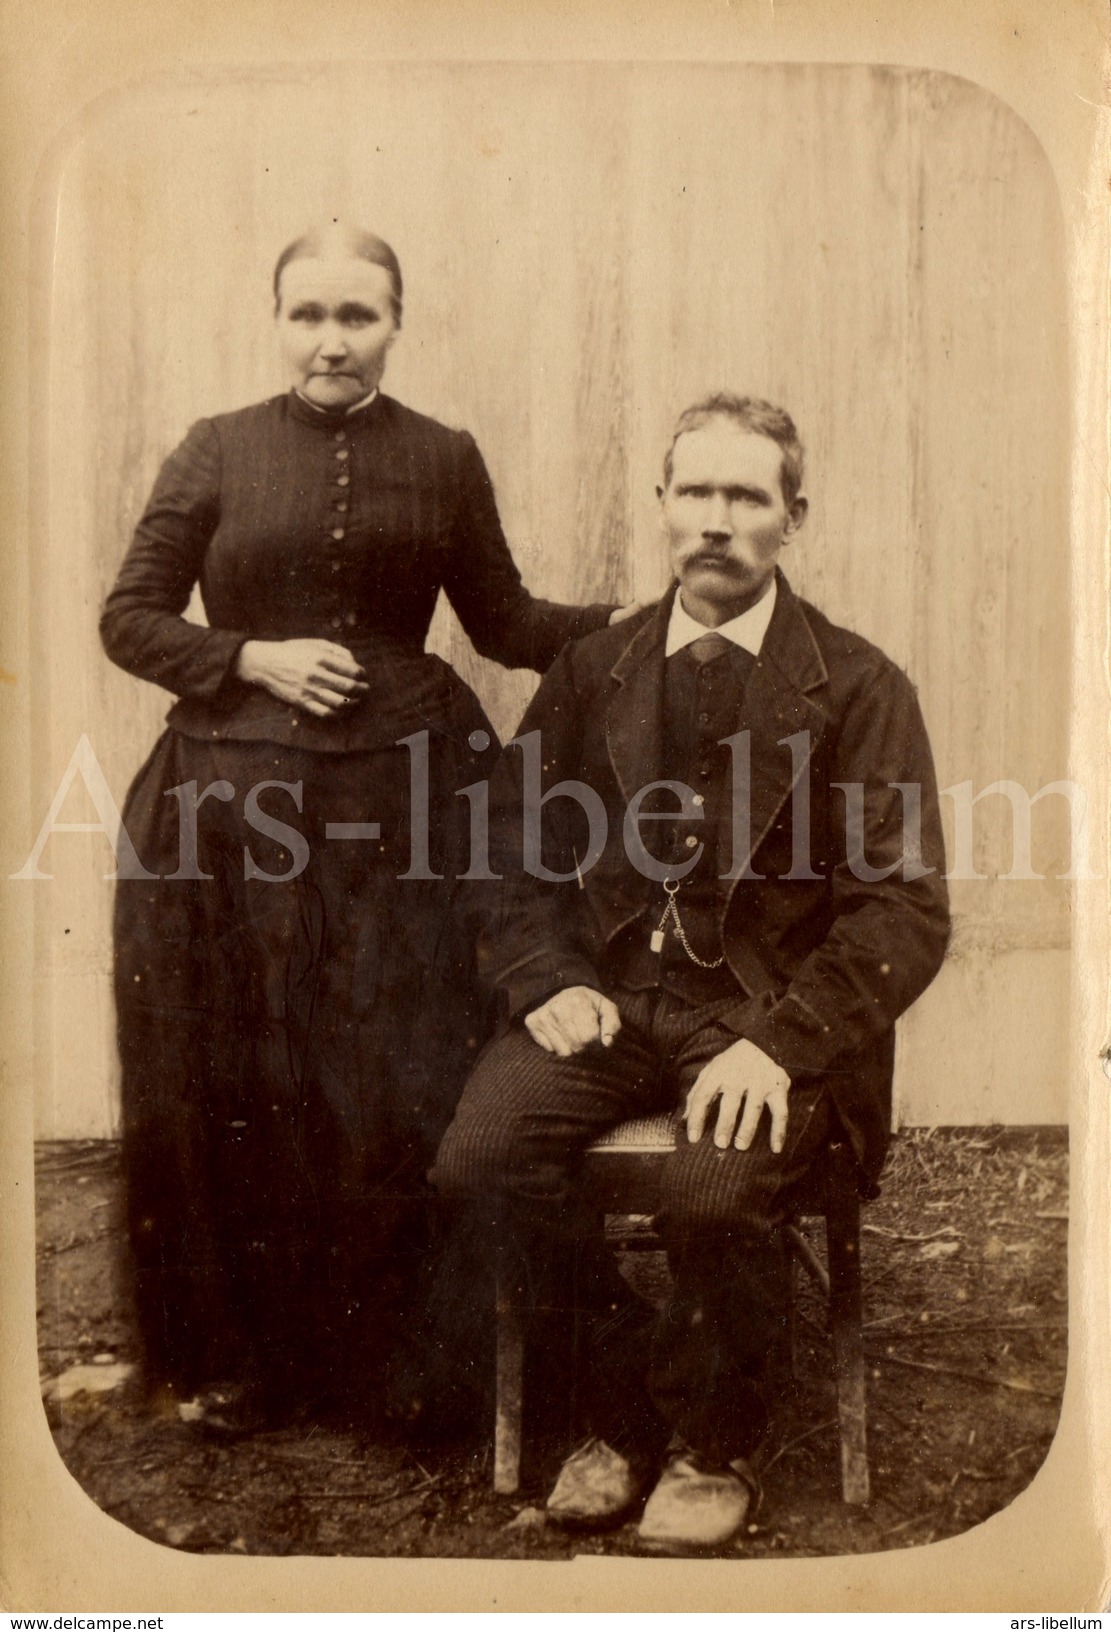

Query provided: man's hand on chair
[524,986,622,1057]
[684,1038,792,1153]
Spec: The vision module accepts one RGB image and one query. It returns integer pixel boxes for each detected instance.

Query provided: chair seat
[585,1113,677,1154]
[582,1114,678,1213]
[581,1113,852,1219]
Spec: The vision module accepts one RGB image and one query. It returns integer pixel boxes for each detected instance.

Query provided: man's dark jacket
[471,572,951,1187]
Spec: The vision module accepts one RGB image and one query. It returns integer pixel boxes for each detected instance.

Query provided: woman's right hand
[235,639,369,718]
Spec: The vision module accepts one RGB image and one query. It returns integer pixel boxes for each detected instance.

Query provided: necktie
[686,630,734,665]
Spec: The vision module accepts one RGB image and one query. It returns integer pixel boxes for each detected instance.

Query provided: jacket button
[331,527,345,541]
[334,429,347,442]
[335,473,350,487]
[335,448,350,462]
[330,616,342,629]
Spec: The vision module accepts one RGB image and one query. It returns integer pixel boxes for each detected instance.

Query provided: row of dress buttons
[330,434,350,562]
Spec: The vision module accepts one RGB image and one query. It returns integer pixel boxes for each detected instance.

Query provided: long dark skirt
[113,714,498,1417]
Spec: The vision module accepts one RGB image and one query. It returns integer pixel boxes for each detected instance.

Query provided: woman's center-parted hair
[663,392,805,506]
[272,224,404,325]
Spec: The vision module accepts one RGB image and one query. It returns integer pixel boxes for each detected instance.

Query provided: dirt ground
[35,1127,1067,1560]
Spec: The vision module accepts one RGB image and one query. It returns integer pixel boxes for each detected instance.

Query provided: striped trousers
[432,986,834,1465]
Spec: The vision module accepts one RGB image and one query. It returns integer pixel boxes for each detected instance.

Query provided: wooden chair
[493,1113,869,1505]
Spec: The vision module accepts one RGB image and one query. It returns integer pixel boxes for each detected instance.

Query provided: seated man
[433,393,950,1550]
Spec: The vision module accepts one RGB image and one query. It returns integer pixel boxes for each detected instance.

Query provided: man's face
[276,257,399,410]
[658,420,807,626]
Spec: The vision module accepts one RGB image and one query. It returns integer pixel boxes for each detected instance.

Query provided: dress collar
[287,387,383,430]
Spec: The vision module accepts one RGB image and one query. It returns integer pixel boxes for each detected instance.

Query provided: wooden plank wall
[28,64,1071,1136]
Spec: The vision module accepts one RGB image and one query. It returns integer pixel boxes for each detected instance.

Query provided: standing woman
[100,223,616,1429]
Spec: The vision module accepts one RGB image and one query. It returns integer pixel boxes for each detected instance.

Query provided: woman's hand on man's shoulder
[607,600,647,626]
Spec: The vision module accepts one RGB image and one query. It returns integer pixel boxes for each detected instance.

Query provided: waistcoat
[609,641,755,1001]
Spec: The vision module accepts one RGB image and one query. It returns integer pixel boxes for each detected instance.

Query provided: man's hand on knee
[684,1038,792,1153]
[524,986,622,1057]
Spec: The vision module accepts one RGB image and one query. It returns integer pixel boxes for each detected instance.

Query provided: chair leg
[787,1249,800,1378]
[786,1221,831,1297]
[494,1265,525,1495]
[825,1146,870,1505]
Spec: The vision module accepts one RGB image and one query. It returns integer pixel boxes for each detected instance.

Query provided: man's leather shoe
[545,1437,650,1528]
[637,1450,759,1550]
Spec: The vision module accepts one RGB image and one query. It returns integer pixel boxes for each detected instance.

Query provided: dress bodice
[100,391,612,751]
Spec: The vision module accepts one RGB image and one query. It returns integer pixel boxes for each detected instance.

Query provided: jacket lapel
[723,570,831,896]
[603,588,673,806]
[601,574,831,919]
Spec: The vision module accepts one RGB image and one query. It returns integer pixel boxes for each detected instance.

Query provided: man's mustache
[686,550,741,570]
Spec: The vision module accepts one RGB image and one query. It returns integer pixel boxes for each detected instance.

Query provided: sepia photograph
[2,0,1108,1614]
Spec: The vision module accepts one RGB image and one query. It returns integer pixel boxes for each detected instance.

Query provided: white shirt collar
[293,386,379,416]
[665,577,778,658]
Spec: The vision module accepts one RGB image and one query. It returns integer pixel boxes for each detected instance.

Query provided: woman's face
[276,256,399,410]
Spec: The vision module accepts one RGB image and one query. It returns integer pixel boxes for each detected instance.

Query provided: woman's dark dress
[101,388,610,1412]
